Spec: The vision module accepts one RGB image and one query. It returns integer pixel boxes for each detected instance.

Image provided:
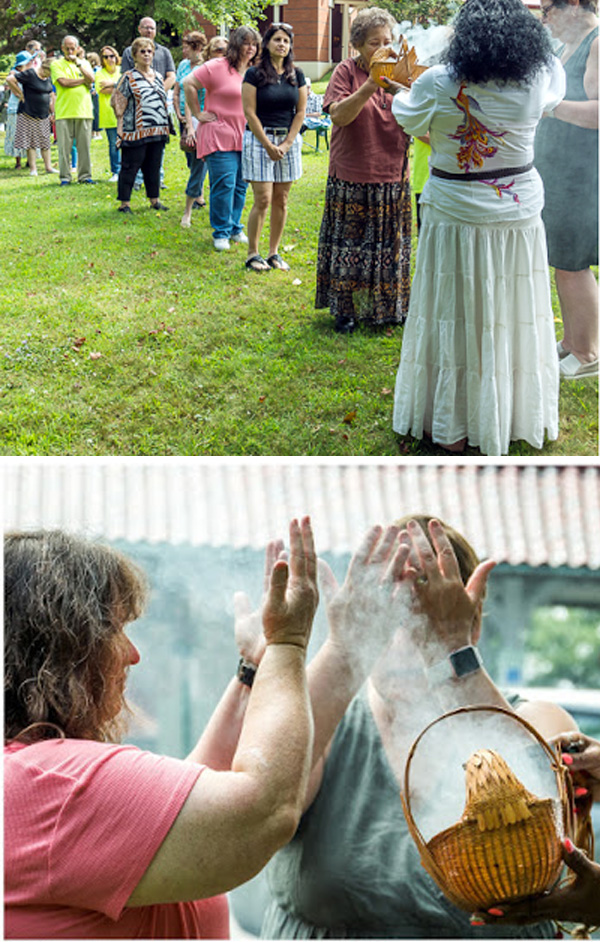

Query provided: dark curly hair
[254,23,298,85]
[443,0,554,85]
[4,530,148,744]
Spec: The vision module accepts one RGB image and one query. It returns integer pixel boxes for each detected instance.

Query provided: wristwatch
[426,645,483,685]
[237,657,257,688]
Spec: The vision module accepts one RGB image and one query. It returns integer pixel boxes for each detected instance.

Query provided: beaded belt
[431,162,534,181]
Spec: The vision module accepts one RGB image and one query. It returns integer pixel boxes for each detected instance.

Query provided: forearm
[329,81,376,126]
[57,77,87,88]
[163,72,176,92]
[307,637,366,766]
[552,98,599,129]
[187,676,250,769]
[285,108,306,146]
[232,642,313,818]
[184,83,202,121]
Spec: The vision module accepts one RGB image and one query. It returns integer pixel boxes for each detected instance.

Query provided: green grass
[0,126,597,456]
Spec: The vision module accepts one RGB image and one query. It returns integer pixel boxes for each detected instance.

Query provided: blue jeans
[204,150,247,239]
[185,151,207,199]
[106,127,120,174]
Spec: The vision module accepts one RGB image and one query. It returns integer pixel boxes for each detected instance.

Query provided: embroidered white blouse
[391,59,565,222]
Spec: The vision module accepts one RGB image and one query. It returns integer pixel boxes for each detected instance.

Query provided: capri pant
[242,128,302,183]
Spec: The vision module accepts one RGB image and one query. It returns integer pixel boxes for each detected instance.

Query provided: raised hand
[262,517,319,651]
[319,524,413,672]
[404,519,495,652]
[234,537,284,665]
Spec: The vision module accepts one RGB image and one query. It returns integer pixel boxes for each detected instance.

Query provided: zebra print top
[118,68,169,145]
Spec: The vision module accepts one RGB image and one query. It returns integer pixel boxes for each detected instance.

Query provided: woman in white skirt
[241,23,307,271]
[387,0,566,455]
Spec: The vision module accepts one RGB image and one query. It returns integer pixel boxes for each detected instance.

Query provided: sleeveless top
[262,696,556,940]
[534,28,598,270]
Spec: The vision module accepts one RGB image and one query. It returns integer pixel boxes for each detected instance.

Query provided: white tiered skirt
[393,205,559,456]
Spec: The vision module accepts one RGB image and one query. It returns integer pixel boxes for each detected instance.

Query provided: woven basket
[369,40,427,89]
[402,705,575,913]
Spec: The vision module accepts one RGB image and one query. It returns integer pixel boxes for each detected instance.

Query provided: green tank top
[262,696,556,939]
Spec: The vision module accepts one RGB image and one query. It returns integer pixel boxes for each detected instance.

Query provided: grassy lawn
[1,119,597,456]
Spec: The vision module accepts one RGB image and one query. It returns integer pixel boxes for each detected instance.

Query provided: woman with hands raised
[261,516,560,939]
[4,518,317,939]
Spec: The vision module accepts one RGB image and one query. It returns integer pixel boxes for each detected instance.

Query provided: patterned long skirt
[315,174,412,329]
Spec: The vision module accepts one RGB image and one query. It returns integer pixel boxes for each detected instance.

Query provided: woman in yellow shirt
[95,46,121,181]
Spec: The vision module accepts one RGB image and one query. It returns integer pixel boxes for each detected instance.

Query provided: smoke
[405,709,564,843]
[392,21,453,66]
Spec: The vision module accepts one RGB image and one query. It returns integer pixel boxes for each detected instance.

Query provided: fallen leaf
[343,410,357,424]
[259,395,266,402]
[167,306,176,313]
[73,337,86,348]
[89,351,102,360]
[292,278,302,286]
[381,387,392,395]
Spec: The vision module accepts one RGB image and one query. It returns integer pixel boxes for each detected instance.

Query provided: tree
[0,0,272,55]
[371,0,463,26]
[525,606,600,689]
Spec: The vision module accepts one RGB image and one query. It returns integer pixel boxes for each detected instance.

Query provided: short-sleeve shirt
[323,57,409,184]
[176,59,205,115]
[16,69,53,119]
[391,60,566,223]
[121,43,175,80]
[4,737,230,939]
[50,57,93,120]
[192,56,246,157]
[94,66,121,128]
[243,66,306,129]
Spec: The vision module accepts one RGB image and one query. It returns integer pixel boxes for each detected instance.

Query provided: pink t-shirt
[192,57,245,159]
[4,738,230,939]
[323,57,410,184]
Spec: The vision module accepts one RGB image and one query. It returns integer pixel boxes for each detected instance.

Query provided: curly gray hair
[350,7,396,49]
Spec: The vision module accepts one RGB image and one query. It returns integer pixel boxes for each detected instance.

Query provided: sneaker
[213,237,231,252]
[45,167,59,174]
[79,178,97,184]
[29,169,38,176]
[60,180,71,186]
[231,231,249,244]
[109,173,119,182]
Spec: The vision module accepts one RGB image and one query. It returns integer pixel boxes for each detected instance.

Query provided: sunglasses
[103,54,117,58]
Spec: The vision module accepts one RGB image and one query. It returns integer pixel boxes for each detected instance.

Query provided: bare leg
[247,180,272,260]
[28,147,37,175]
[181,194,196,228]
[555,267,598,364]
[268,181,293,257]
[42,148,55,172]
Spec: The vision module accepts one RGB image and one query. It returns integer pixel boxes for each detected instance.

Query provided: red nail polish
[564,838,575,853]
[562,752,573,766]
[488,908,504,917]
[470,919,485,926]
[575,786,589,798]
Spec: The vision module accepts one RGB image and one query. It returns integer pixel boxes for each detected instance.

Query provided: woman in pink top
[315,7,412,333]
[184,26,260,252]
[4,523,319,939]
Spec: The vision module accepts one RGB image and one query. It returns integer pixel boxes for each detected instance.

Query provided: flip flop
[245,254,270,272]
[267,253,290,271]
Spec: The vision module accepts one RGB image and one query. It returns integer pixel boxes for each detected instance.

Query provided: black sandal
[267,253,290,271]
[245,255,270,272]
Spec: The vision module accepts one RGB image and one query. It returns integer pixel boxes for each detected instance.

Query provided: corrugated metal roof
[2,460,600,569]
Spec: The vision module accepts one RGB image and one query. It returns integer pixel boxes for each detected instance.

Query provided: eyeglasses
[541,1,560,18]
